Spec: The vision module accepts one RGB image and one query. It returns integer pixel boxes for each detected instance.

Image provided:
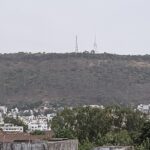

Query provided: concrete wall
[0,140,78,150]
[93,146,134,150]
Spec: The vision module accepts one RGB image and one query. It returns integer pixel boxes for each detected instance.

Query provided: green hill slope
[0,52,150,107]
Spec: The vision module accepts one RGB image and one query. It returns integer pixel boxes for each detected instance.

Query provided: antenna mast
[93,36,98,53]
[75,35,78,53]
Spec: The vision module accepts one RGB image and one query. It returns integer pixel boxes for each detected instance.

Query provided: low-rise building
[137,104,150,114]
[93,146,133,150]
[28,121,50,132]
[0,123,23,132]
[0,106,7,114]
[47,113,56,121]
[83,105,104,109]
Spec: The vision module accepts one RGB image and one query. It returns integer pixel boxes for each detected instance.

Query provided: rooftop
[0,131,52,142]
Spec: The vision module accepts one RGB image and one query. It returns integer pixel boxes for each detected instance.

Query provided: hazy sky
[0,0,150,54]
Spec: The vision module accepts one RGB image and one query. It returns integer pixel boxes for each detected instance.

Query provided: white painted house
[28,121,50,132]
[0,106,7,114]
[0,123,23,132]
[137,104,150,114]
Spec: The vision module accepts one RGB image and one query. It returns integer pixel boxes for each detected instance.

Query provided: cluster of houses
[0,105,56,133]
[137,104,150,114]
[0,103,149,134]
[0,104,105,133]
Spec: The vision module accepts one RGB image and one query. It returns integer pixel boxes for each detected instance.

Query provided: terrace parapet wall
[0,139,78,150]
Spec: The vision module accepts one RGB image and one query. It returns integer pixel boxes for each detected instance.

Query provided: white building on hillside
[137,104,150,114]
[28,121,50,132]
[0,106,7,114]
[83,105,105,109]
[47,113,56,121]
[0,113,4,125]
[0,123,23,132]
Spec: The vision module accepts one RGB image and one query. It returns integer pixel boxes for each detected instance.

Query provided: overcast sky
[0,0,150,54]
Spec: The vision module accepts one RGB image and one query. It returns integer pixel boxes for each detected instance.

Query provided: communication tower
[93,36,98,53]
[75,35,78,53]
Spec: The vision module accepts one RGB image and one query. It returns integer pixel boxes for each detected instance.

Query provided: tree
[137,121,150,144]
[126,110,145,132]
[51,106,147,148]
[102,130,133,146]
[79,140,95,150]
[135,138,150,150]
[51,108,76,139]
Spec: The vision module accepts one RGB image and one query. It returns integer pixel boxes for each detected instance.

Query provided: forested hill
[0,52,150,107]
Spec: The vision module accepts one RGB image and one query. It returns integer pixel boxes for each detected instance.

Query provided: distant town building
[0,113,4,125]
[28,120,50,132]
[0,123,23,132]
[93,146,133,150]
[137,104,150,114]
[47,113,56,121]
[0,106,7,114]
[83,105,104,109]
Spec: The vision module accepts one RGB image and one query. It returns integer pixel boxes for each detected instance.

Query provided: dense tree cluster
[51,106,150,150]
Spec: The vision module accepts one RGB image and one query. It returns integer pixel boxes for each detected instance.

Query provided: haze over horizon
[0,0,150,55]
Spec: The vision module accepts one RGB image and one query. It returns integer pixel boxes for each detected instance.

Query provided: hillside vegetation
[0,52,150,107]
